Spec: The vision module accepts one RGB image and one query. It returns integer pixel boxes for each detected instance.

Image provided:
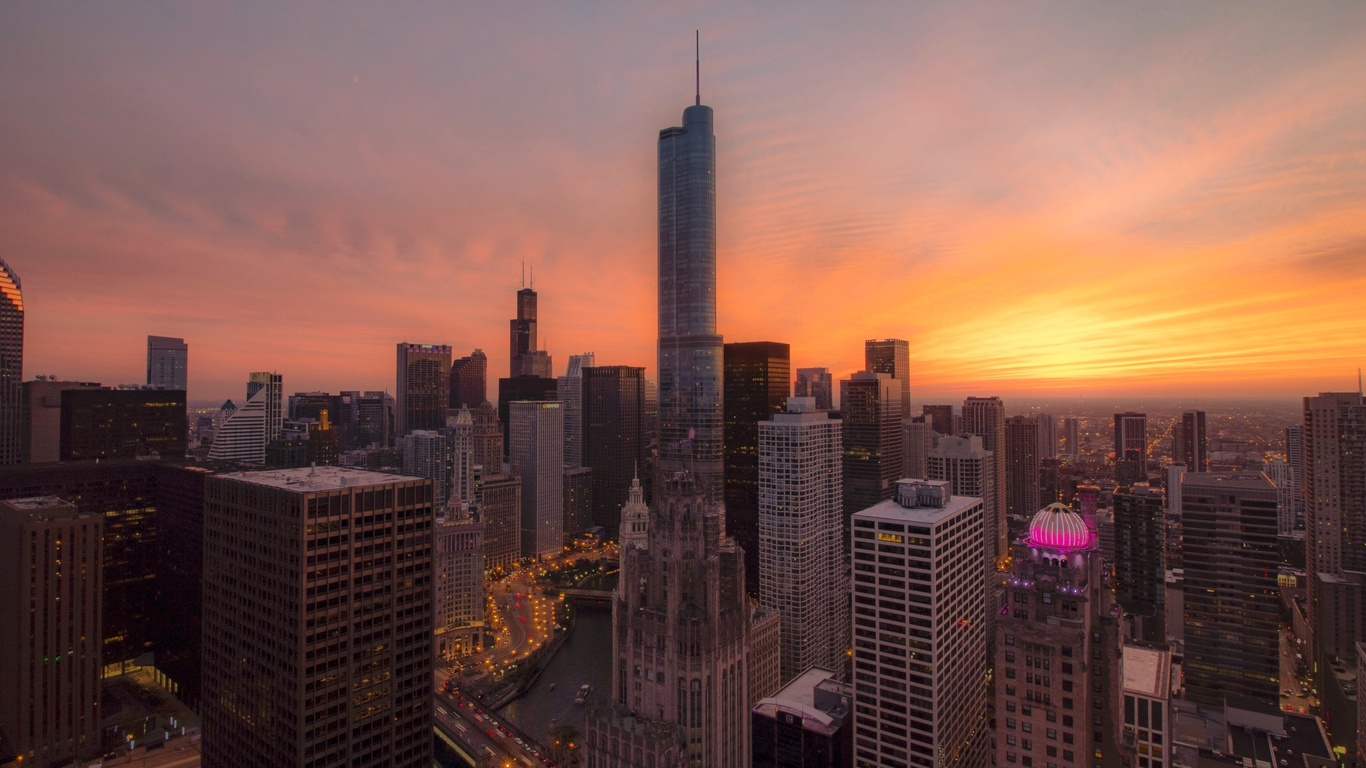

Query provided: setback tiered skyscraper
[0,258,22,466]
[851,480,987,768]
[758,397,845,683]
[146,335,188,391]
[510,283,552,378]
[449,348,488,409]
[201,467,433,768]
[396,342,450,437]
[864,338,911,419]
[656,75,723,505]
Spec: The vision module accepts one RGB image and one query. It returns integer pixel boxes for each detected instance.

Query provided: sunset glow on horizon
[3,3,1364,403]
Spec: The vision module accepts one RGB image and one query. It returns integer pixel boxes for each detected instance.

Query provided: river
[434,603,613,767]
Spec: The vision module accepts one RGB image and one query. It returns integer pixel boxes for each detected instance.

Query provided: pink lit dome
[1026,503,1092,551]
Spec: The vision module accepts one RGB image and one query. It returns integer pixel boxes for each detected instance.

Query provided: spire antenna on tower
[521,260,525,289]
[695,30,700,106]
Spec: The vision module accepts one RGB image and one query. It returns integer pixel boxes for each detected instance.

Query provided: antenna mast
[695,30,700,106]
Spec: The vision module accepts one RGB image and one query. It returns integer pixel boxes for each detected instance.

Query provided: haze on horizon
[3,3,1364,403]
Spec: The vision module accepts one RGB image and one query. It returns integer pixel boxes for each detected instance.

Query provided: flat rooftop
[1122,645,1173,699]
[769,667,837,709]
[1,495,73,510]
[854,486,982,526]
[217,466,424,492]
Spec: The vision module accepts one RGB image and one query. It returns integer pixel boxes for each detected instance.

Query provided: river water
[498,603,613,740]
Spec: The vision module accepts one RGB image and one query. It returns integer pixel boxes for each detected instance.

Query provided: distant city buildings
[559,352,594,468]
[1004,415,1041,520]
[396,343,451,437]
[146,335,187,391]
[402,429,450,507]
[510,284,552,378]
[208,372,281,463]
[20,379,102,463]
[497,375,557,458]
[0,258,22,466]
[562,465,592,540]
[59,387,187,460]
[1112,483,1166,643]
[1175,410,1208,473]
[963,396,1007,570]
[922,404,959,437]
[851,480,986,768]
[1035,412,1058,460]
[0,496,103,768]
[1062,417,1080,458]
[201,467,434,768]
[759,397,846,683]
[794,367,833,411]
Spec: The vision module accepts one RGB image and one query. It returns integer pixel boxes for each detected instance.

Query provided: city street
[1281,628,1317,714]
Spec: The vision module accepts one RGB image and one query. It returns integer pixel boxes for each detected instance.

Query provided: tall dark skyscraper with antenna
[657,39,723,504]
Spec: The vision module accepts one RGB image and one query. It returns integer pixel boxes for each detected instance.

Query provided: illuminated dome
[1026,503,1091,551]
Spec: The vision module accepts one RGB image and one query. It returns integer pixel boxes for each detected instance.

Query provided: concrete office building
[434,509,485,659]
[396,343,450,437]
[479,471,521,571]
[200,467,433,768]
[851,480,987,768]
[402,429,450,508]
[559,352,594,468]
[751,667,853,768]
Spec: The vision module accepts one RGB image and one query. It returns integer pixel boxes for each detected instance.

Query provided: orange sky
[2,3,1364,403]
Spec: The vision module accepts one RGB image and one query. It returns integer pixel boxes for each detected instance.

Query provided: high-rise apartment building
[1112,483,1166,643]
[355,390,394,449]
[201,467,433,768]
[1302,392,1366,665]
[582,365,646,533]
[59,388,187,460]
[1180,471,1279,705]
[449,349,488,409]
[1004,415,1041,520]
[0,259,22,466]
[559,352,594,468]
[759,397,845,683]
[903,418,933,481]
[1263,460,1295,536]
[1114,412,1148,486]
[1286,423,1305,532]
[402,429,450,508]
[795,367,833,411]
[963,396,1007,570]
[926,434,997,638]
[0,497,103,768]
[510,285,552,378]
[725,340,790,588]
[864,339,911,419]
[396,343,450,437]
[851,480,987,768]
[434,509,485,659]
[1035,413,1058,460]
[146,335,188,391]
[993,502,1122,768]
[1176,410,1208,473]
[510,401,563,558]
[841,372,903,536]
[479,471,521,571]
[923,405,959,437]
[1062,417,1080,458]
[656,81,724,506]
[208,372,282,463]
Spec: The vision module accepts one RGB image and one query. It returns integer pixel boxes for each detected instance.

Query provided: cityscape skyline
[4,4,1365,402]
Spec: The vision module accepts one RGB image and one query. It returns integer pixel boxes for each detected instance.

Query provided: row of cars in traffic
[439,679,556,767]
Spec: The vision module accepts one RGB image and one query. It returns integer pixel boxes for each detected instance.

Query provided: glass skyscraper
[0,258,21,465]
[657,88,723,504]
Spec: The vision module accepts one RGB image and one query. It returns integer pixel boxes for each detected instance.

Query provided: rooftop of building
[1180,470,1277,492]
[1121,644,1172,699]
[855,479,980,526]
[0,495,93,525]
[752,667,849,735]
[217,465,425,492]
